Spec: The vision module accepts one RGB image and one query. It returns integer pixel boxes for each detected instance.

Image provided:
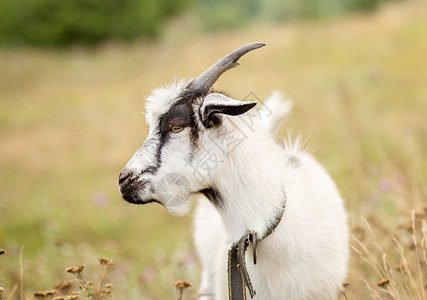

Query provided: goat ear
[202,93,257,123]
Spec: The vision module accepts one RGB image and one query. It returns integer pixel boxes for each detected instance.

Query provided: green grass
[1,0,426,299]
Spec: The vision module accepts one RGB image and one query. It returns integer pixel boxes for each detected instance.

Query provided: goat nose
[119,170,132,185]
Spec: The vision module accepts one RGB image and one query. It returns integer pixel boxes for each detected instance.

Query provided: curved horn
[189,42,266,93]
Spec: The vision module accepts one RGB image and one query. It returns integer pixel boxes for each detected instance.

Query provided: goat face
[119,43,263,215]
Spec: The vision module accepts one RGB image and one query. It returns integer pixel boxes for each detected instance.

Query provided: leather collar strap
[227,197,286,300]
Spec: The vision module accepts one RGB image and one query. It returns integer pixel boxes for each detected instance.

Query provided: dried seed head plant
[34,290,57,300]
[65,265,85,276]
[97,257,114,299]
[65,265,93,299]
[53,281,73,295]
[98,257,113,266]
[174,280,192,300]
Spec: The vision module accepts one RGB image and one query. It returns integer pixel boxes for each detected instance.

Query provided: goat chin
[164,198,193,216]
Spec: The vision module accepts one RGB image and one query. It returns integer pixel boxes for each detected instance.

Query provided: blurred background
[0,0,426,299]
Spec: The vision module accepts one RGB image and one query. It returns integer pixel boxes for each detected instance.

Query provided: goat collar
[227,193,286,299]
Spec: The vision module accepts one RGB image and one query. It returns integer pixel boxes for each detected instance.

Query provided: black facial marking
[136,137,164,176]
[159,83,205,137]
[159,84,206,145]
[160,104,194,136]
[148,85,204,174]
[200,188,224,208]
[145,89,200,173]
[140,165,159,175]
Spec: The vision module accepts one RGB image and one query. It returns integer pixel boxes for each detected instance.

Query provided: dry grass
[350,210,426,299]
[0,0,426,299]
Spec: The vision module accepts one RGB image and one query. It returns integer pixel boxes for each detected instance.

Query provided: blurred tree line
[0,0,191,46]
[0,0,399,47]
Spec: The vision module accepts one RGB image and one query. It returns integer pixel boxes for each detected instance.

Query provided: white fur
[193,94,348,299]
[122,82,349,299]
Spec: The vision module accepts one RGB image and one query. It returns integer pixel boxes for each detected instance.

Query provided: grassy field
[1,0,426,299]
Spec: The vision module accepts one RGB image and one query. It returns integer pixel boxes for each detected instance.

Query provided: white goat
[119,43,349,300]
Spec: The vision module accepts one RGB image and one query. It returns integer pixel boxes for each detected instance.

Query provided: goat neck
[205,118,286,243]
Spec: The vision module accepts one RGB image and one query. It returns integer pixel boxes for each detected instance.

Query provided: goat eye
[171,126,184,133]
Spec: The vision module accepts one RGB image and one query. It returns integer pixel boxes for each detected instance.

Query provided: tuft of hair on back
[282,130,314,156]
